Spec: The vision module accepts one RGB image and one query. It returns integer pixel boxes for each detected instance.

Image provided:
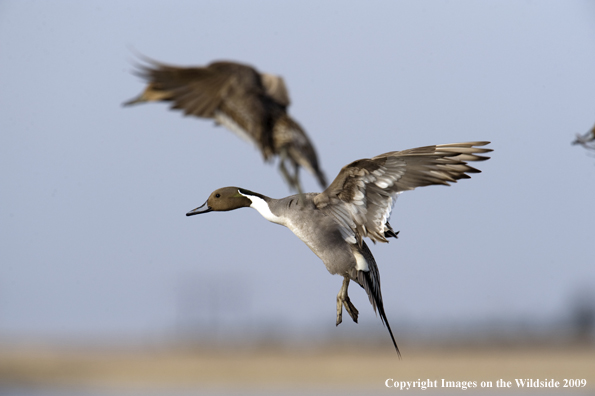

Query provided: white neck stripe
[238,191,284,225]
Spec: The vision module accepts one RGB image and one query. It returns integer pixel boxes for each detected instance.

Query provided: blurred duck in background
[572,122,595,151]
[124,57,327,193]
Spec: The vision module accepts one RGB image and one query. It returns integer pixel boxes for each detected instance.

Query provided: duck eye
[215,193,221,198]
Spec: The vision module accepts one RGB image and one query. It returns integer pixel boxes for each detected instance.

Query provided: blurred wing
[131,59,237,118]
[572,123,595,148]
[314,142,492,245]
[131,59,273,149]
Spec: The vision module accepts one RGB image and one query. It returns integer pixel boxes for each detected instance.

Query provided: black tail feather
[357,242,401,358]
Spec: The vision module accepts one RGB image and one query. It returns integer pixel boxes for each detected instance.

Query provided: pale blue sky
[1,0,594,342]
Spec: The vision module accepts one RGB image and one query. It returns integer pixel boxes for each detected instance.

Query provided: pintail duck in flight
[572,122,595,151]
[187,142,492,356]
[124,58,327,193]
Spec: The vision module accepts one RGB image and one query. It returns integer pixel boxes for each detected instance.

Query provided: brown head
[186,187,252,216]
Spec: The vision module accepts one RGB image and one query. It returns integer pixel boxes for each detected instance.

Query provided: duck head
[186,187,253,216]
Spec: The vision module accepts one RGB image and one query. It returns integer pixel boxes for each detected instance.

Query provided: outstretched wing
[313,142,492,246]
[126,58,280,155]
[128,59,241,117]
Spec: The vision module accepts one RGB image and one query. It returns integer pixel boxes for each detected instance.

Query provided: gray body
[268,194,360,278]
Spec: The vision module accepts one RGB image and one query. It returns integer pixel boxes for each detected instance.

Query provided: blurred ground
[1,341,593,393]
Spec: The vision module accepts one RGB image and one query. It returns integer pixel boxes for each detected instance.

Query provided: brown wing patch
[131,60,237,118]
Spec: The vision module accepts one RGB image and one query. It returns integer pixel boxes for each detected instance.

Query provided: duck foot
[336,277,359,326]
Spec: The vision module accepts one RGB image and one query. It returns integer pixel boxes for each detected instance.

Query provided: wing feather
[314,142,492,246]
[127,59,272,146]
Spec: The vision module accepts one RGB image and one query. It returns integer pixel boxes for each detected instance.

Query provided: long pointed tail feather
[357,242,401,357]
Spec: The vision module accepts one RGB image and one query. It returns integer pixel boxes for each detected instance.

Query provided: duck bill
[186,200,212,216]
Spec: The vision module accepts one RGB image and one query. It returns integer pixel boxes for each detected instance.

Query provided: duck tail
[357,241,401,358]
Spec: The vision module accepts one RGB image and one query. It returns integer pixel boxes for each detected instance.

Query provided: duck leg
[336,277,359,326]
[290,158,304,195]
[279,147,303,195]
